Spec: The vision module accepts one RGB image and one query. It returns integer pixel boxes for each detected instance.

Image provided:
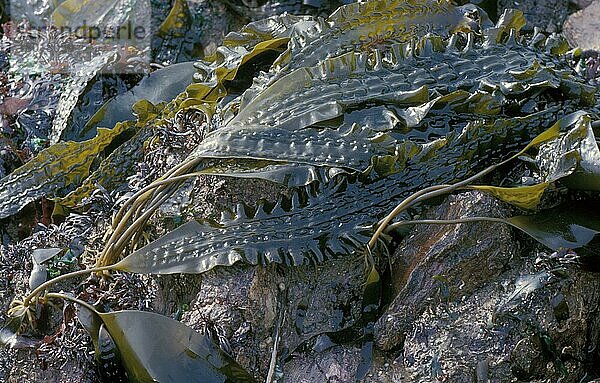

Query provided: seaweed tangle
[0,0,597,270]
[90,0,597,269]
[3,0,600,381]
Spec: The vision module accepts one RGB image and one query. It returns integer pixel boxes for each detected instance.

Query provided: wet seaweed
[2,0,600,381]
[99,6,596,269]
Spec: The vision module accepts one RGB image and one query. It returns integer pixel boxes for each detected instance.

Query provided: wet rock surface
[498,0,571,32]
[375,191,516,351]
[180,254,366,380]
[563,0,600,51]
[372,192,600,382]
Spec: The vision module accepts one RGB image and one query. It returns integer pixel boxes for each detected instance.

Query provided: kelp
[51,0,151,38]
[182,37,289,110]
[5,1,600,381]
[63,300,257,383]
[372,112,600,252]
[59,73,140,143]
[0,63,196,216]
[121,109,578,272]
[109,5,598,271]
[274,0,493,71]
[224,0,350,20]
[0,121,133,219]
[55,39,288,209]
[506,202,600,256]
[73,61,197,141]
[54,125,154,209]
[96,323,128,383]
[194,39,590,175]
[3,0,595,266]
[381,201,600,259]
[96,309,257,382]
[50,51,119,144]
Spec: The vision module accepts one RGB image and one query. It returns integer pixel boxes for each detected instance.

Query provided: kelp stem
[368,155,515,250]
[98,162,203,267]
[113,158,201,223]
[45,292,99,315]
[23,265,115,306]
[108,182,181,263]
[385,216,509,232]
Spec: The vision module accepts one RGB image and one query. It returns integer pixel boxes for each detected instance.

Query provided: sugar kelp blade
[51,0,150,35]
[0,122,133,219]
[536,113,600,192]
[65,62,197,142]
[113,175,375,274]
[98,310,257,383]
[507,201,600,257]
[278,0,493,70]
[470,111,594,210]
[471,183,549,210]
[114,111,561,274]
[50,51,119,144]
[198,158,347,187]
[194,32,590,173]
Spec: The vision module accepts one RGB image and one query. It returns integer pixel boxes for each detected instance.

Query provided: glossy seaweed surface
[1,0,598,271]
[120,1,598,272]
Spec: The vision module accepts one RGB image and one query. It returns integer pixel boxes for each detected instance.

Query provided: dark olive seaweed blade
[507,200,600,249]
[119,109,568,274]
[194,39,590,174]
[98,310,257,382]
[76,62,198,141]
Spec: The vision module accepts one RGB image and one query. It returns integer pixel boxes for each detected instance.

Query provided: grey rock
[375,191,516,351]
[570,0,594,9]
[498,0,570,32]
[373,191,600,382]
[564,0,600,51]
[282,345,362,383]
[181,255,366,379]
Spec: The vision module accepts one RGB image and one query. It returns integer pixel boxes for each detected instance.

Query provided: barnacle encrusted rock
[563,0,600,51]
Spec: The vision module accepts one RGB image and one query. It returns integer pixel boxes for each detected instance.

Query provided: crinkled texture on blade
[0,122,133,219]
[120,110,572,274]
[112,3,599,273]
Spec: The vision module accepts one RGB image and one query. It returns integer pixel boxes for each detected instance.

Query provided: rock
[570,0,594,9]
[563,0,600,51]
[281,345,362,382]
[181,253,367,379]
[375,191,516,351]
[373,191,600,382]
[498,0,570,32]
